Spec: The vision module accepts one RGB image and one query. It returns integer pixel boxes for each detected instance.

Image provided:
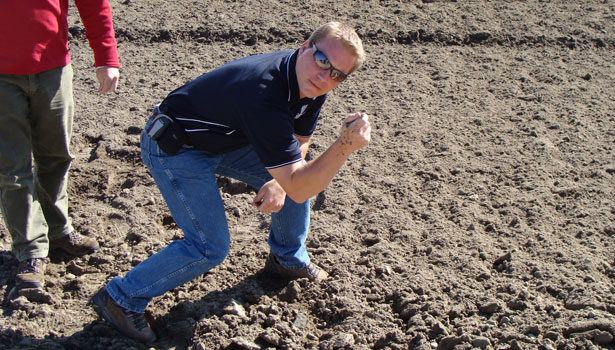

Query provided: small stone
[363,235,380,246]
[259,329,281,346]
[493,252,512,269]
[48,330,60,338]
[229,337,260,350]
[437,336,463,350]
[263,315,277,327]
[399,303,419,320]
[232,207,241,217]
[476,271,491,281]
[259,328,282,347]
[525,325,541,336]
[478,300,500,314]
[472,337,491,349]
[499,316,511,325]
[88,255,113,266]
[292,312,310,330]
[67,261,87,275]
[375,265,392,275]
[331,333,355,349]
[223,300,246,318]
[278,281,301,302]
[408,314,425,327]
[565,296,594,310]
[594,330,613,345]
[408,334,431,350]
[432,321,449,336]
[34,304,52,318]
[510,340,523,350]
[544,331,559,341]
[15,288,53,304]
[541,339,556,350]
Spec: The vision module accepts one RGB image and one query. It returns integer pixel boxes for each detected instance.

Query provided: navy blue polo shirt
[159,49,327,169]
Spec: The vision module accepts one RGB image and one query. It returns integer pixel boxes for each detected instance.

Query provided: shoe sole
[7,280,44,298]
[7,285,51,303]
[263,254,327,282]
[51,245,100,256]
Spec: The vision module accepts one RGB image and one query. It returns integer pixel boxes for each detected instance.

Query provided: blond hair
[308,22,365,75]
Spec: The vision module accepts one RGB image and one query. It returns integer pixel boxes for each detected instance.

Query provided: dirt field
[1,1,615,349]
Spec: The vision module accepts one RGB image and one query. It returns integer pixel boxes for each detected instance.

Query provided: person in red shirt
[0,0,120,300]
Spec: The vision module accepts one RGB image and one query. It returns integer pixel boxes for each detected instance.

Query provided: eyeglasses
[311,42,348,83]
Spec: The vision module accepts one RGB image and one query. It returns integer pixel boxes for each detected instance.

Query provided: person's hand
[339,112,371,154]
[252,179,286,214]
[95,67,120,94]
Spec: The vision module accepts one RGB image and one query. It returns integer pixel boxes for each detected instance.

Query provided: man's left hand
[96,67,120,94]
[253,179,286,214]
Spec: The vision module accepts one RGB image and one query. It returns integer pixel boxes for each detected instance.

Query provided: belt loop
[152,104,161,117]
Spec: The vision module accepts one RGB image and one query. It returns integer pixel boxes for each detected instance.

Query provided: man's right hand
[96,66,120,94]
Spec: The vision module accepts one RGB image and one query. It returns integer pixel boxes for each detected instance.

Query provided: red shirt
[0,0,120,75]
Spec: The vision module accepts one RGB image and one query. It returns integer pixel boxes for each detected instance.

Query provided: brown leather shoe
[7,258,48,299]
[91,287,157,343]
[264,253,328,283]
[50,231,99,256]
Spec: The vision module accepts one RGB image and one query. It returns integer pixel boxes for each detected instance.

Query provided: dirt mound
[1,1,614,349]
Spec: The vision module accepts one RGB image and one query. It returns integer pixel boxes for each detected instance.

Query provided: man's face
[296,36,356,99]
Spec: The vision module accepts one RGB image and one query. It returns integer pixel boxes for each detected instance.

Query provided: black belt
[149,106,193,149]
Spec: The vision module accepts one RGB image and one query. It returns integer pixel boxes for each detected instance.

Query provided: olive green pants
[0,64,75,261]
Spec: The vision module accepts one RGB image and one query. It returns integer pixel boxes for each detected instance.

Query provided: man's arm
[75,0,120,93]
[268,112,370,203]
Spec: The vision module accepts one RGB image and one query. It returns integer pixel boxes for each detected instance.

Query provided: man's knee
[206,241,230,265]
[33,154,72,174]
[189,235,230,265]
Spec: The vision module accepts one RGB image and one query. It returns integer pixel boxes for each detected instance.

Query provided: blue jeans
[106,116,311,313]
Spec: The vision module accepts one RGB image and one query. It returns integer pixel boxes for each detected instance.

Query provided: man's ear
[299,40,310,54]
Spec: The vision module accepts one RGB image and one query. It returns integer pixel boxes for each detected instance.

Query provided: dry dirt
[1,1,615,349]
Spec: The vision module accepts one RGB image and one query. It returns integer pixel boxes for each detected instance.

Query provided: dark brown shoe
[7,258,48,299]
[264,253,328,283]
[91,287,156,343]
[50,231,99,256]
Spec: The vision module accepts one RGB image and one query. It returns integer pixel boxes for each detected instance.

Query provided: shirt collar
[286,49,315,104]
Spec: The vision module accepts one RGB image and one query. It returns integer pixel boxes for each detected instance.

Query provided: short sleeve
[239,101,303,169]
